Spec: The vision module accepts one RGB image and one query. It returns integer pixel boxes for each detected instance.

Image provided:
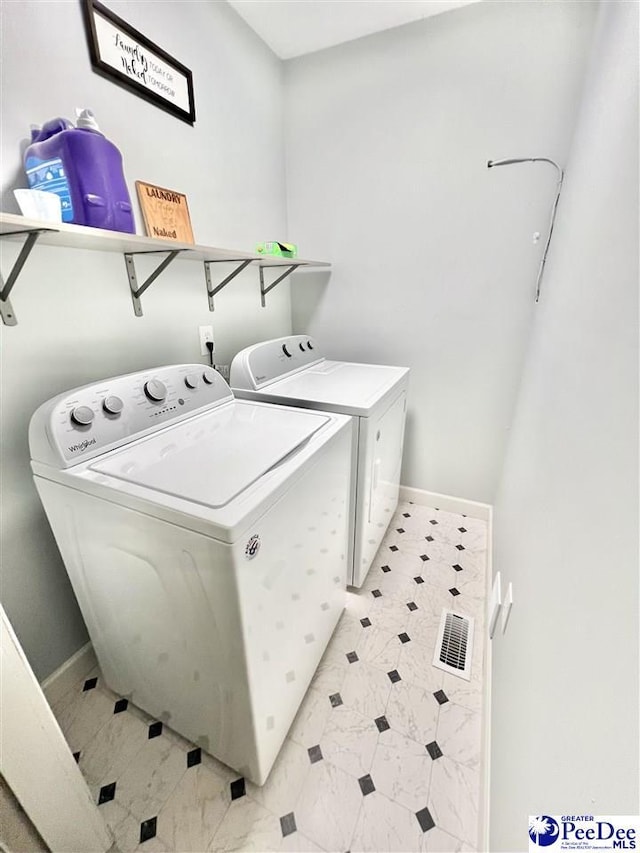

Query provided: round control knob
[184,373,200,389]
[144,379,167,402]
[282,344,292,357]
[202,368,217,385]
[103,395,124,415]
[299,342,306,352]
[307,341,314,350]
[70,405,94,426]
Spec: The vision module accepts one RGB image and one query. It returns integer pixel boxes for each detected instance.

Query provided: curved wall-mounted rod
[487,156,564,302]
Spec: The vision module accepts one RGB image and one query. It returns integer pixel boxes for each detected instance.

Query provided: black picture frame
[81,0,196,125]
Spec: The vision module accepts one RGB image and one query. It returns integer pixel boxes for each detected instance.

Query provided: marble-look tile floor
[50,501,487,853]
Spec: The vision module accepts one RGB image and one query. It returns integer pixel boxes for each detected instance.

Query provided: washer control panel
[230,335,323,390]
[29,364,233,468]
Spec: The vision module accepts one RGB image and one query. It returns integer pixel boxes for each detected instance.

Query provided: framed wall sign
[82,0,196,125]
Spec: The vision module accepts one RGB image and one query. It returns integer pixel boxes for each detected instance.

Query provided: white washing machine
[231,336,409,588]
[29,364,353,785]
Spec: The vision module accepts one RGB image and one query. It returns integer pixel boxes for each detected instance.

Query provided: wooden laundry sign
[135,181,195,243]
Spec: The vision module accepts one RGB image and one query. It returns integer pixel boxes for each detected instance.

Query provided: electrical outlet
[199,326,214,356]
[215,364,230,379]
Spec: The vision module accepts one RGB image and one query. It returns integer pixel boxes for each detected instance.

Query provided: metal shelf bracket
[259,263,303,307]
[125,250,182,317]
[1,229,55,326]
[204,258,253,311]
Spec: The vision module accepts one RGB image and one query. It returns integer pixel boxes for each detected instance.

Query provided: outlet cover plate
[199,325,214,356]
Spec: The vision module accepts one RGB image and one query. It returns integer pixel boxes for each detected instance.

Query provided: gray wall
[490,2,639,847]
[0,0,290,680]
[284,0,597,503]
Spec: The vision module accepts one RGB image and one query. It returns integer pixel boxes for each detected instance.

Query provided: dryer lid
[254,361,409,416]
[89,401,329,508]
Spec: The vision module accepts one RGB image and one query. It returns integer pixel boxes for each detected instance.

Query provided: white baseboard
[399,485,492,521]
[40,642,96,708]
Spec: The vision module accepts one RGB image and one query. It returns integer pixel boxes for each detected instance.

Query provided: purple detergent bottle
[24,109,135,233]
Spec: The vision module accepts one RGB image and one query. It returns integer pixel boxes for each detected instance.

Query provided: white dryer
[231,336,409,588]
[29,364,353,785]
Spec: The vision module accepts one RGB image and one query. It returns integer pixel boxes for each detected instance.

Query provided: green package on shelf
[255,241,298,258]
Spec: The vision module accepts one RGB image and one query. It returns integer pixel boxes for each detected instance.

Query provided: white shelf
[0,212,330,324]
[0,212,329,266]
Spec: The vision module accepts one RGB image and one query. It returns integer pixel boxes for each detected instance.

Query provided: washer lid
[89,401,329,509]
[253,361,409,416]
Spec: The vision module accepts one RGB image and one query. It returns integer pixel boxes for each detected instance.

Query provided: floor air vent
[433,609,474,681]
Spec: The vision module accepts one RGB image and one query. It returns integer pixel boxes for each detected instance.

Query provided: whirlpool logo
[68,437,97,454]
[244,534,261,560]
[529,817,560,847]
